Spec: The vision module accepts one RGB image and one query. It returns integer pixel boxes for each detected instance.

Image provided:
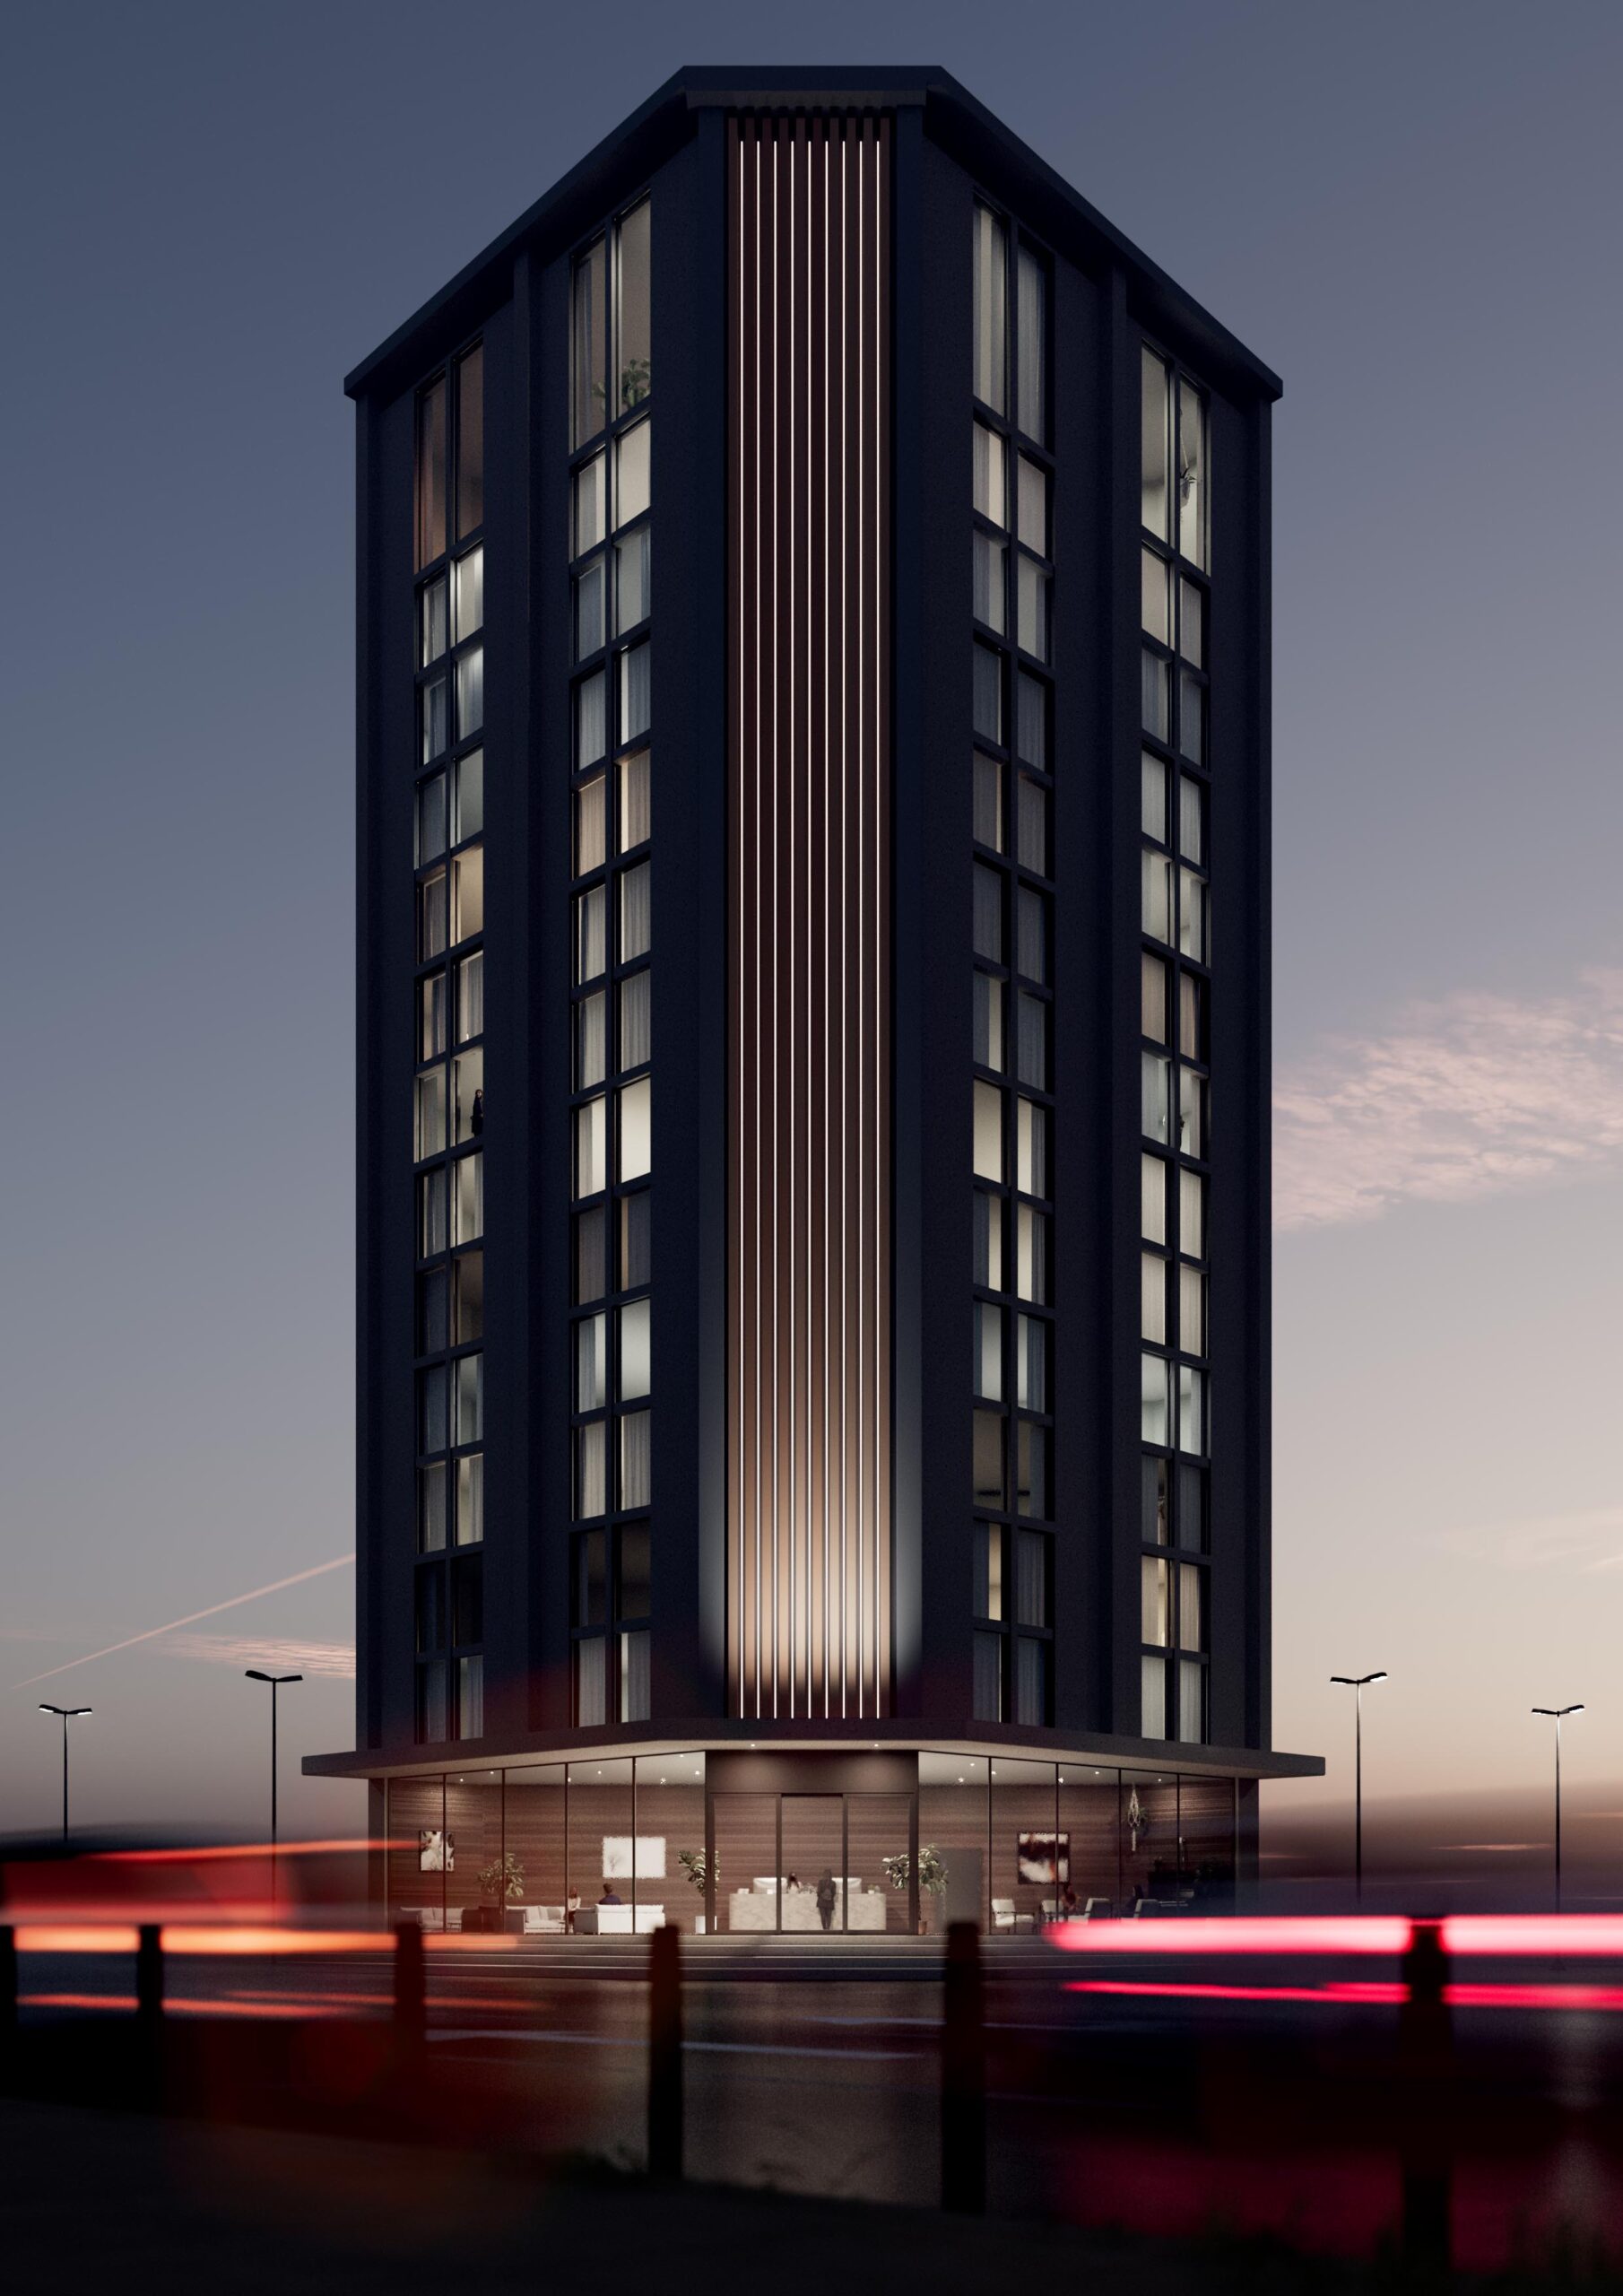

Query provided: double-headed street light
[1330,1671,1387,1900]
[38,1702,91,1846]
[1532,1703,1584,1910]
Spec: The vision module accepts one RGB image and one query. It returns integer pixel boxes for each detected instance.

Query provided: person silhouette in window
[470,1087,485,1137]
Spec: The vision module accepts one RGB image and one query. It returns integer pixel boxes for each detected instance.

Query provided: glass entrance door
[780,1795,845,1932]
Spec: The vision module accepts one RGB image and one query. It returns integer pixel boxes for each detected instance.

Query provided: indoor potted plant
[882,1845,948,1934]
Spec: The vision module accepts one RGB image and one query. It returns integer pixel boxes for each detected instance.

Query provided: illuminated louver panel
[727,113,891,1719]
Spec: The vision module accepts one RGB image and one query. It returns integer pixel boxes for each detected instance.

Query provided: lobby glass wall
[385,1752,708,1933]
[384,1754,1235,1932]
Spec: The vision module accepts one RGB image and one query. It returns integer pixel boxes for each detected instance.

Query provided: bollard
[941,1918,986,2213]
[0,1926,16,2085]
[135,1924,165,2029]
[647,1923,683,2179]
[394,1920,427,2051]
[1398,1918,1453,2271]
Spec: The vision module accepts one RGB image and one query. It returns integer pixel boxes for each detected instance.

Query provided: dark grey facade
[309,66,1319,1935]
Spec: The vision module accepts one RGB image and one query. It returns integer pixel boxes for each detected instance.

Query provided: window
[620,639,651,744]
[973,972,1003,1071]
[972,643,1002,744]
[577,1315,607,1412]
[973,422,1005,525]
[973,1191,1002,1290]
[1141,1352,1171,1447]
[620,862,651,961]
[416,775,447,866]
[572,239,606,449]
[620,1297,651,1400]
[621,1412,651,1510]
[451,845,484,942]
[975,1523,1005,1622]
[414,376,447,569]
[620,967,651,1070]
[1016,777,1046,874]
[972,532,1005,631]
[1141,752,1168,843]
[617,419,651,524]
[1016,245,1046,442]
[1141,1153,1167,1244]
[452,749,483,841]
[575,776,606,874]
[1015,1099,1047,1196]
[1177,377,1207,570]
[420,674,447,763]
[420,576,448,666]
[456,951,483,1041]
[972,1411,1004,1508]
[973,1080,1002,1181]
[620,748,651,848]
[456,645,483,741]
[454,542,486,642]
[576,993,607,1091]
[455,346,483,539]
[575,1098,606,1197]
[972,204,1006,414]
[1141,349,1169,542]
[417,1463,447,1553]
[1141,1252,1167,1344]
[615,527,650,633]
[974,1303,1003,1403]
[972,864,1002,961]
[576,886,606,982]
[418,1168,448,1258]
[453,1152,482,1245]
[576,670,606,769]
[616,198,652,412]
[1016,1205,1047,1304]
[619,1076,651,1181]
[575,454,605,553]
[620,1190,652,1289]
[1179,1167,1205,1257]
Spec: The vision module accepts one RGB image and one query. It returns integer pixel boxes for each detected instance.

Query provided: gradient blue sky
[3,1,1619,1847]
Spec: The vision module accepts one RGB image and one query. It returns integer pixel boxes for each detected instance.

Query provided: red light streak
[1066,1979,1407,2005]
[1048,1917,1411,1956]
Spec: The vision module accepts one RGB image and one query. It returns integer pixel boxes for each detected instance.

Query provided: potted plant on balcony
[882,1846,948,1934]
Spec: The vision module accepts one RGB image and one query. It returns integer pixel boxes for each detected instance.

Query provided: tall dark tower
[309,67,1320,1936]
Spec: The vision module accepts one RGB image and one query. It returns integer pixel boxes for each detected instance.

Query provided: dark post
[135,1924,164,2028]
[1398,1918,1453,2270]
[0,1925,17,2071]
[941,1918,986,2213]
[647,1923,683,2179]
[394,1919,426,2050]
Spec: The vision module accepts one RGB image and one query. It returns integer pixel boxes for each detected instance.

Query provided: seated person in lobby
[1058,1883,1079,1919]
[784,1873,799,1892]
[566,1889,580,1933]
[598,1883,623,1906]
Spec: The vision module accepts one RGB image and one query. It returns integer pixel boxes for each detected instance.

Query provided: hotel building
[307,65,1321,1935]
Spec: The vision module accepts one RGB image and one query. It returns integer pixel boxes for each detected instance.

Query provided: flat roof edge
[344,64,1280,407]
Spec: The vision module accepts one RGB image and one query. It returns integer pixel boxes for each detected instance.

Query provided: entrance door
[780,1795,845,1932]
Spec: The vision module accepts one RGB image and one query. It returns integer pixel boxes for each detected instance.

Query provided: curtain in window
[974,753,1002,850]
[972,645,1002,744]
[1017,995,1051,1100]
[456,645,483,740]
[972,534,1005,631]
[1016,1098,1047,1196]
[457,952,484,1042]
[576,1422,606,1518]
[972,204,1006,414]
[576,1207,607,1303]
[1015,1530,1047,1628]
[619,749,651,849]
[973,1631,1004,1724]
[621,1411,651,1509]
[456,1453,483,1546]
[972,865,1002,961]
[1014,1636,1047,1727]
[1015,673,1046,770]
[620,1631,651,1725]
[576,1637,606,1727]
[576,669,606,769]
[1141,1654,1167,1740]
[455,1353,482,1446]
[620,862,651,961]
[576,775,606,874]
[620,640,651,744]
[1016,245,1046,442]
[620,969,651,1070]
[576,888,604,984]
[456,1656,484,1740]
[577,992,607,1091]
[577,1316,606,1412]
[1017,1315,1046,1413]
[1178,1658,1206,1744]
[1140,1352,1170,1447]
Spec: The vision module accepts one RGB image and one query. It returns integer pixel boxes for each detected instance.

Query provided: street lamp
[245,1671,302,1913]
[1330,1671,1387,1901]
[38,1703,91,1846]
[1532,1704,1584,1911]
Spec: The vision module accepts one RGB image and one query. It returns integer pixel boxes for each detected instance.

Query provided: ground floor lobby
[381,1746,1250,1937]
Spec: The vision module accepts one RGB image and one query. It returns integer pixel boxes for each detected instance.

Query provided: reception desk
[728,1879,889,1932]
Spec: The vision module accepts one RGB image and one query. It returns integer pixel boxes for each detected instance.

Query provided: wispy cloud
[1437,1506,1623,1575]
[1274,968,1623,1230]
[11,1555,354,1689]
[161,1632,354,1679]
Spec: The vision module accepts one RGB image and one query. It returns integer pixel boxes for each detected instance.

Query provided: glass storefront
[383,1752,1236,1934]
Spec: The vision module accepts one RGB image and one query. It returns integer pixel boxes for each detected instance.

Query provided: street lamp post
[38,1703,91,1846]
[245,1670,303,1913]
[1532,1704,1584,1911]
[1330,1672,1387,1901]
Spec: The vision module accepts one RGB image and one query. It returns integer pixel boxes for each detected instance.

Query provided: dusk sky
[4,1,1619,1850]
